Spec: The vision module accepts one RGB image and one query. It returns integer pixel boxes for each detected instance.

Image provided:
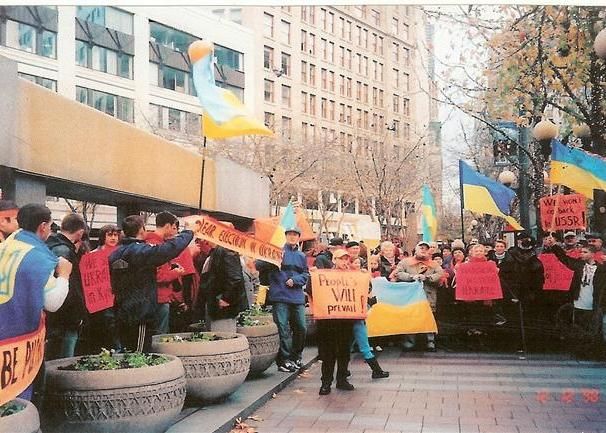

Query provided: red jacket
[146,232,183,304]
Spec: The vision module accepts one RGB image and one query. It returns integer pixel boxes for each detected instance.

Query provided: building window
[329,71,335,92]
[379,89,384,107]
[339,17,345,38]
[309,94,316,115]
[346,21,352,41]
[215,45,243,72]
[363,83,369,102]
[75,40,133,79]
[403,72,410,91]
[301,60,307,83]
[403,97,410,116]
[371,33,377,53]
[320,8,326,30]
[302,121,308,141]
[372,87,378,106]
[392,42,399,62]
[156,65,196,95]
[264,112,275,128]
[321,38,327,60]
[264,79,274,102]
[403,23,410,40]
[281,116,291,140]
[370,9,380,26]
[263,13,274,38]
[338,46,345,67]
[309,33,316,56]
[18,72,57,91]
[281,85,291,107]
[353,5,364,18]
[346,78,352,97]
[281,52,291,76]
[346,49,352,69]
[403,47,410,66]
[362,29,368,49]
[329,100,335,121]
[150,103,200,134]
[300,30,307,52]
[301,6,308,22]
[339,74,345,95]
[321,68,327,90]
[363,56,369,77]
[328,12,335,33]
[5,20,56,59]
[301,91,308,113]
[356,81,361,101]
[393,68,400,88]
[76,86,134,122]
[76,6,133,35]
[372,60,378,80]
[379,63,384,82]
[328,41,334,63]
[321,98,327,118]
[264,46,274,69]
[280,20,290,45]
[379,36,384,55]
[309,64,316,86]
[403,123,410,139]
[393,94,399,113]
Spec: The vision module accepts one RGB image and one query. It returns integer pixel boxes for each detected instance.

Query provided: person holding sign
[394,241,444,351]
[256,227,309,373]
[0,204,71,404]
[542,236,606,343]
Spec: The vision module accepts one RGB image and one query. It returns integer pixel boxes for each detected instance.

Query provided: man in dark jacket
[206,245,248,332]
[256,227,309,372]
[109,215,193,352]
[315,237,343,269]
[543,237,606,341]
[46,213,88,359]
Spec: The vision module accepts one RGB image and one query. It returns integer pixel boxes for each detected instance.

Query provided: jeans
[46,325,80,359]
[153,303,170,335]
[352,320,373,360]
[272,302,307,364]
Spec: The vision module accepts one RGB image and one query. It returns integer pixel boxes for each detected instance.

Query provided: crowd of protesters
[3,197,606,400]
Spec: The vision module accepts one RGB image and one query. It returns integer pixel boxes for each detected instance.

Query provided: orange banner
[310,270,370,319]
[184,215,283,266]
[540,194,586,231]
[0,315,46,405]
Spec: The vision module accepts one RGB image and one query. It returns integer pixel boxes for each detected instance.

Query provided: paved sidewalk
[246,349,606,433]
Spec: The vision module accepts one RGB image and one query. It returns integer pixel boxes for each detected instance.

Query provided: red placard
[455,260,503,301]
[79,249,114,313]
[173,247,196,276]
[539,194,586,232]
[538,253,573,291]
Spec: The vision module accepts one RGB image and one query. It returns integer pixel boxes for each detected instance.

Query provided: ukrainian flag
[269,202,297,247]
[459,160,523,230]
[550,140,606,198]
[189,41,272,139]
[421,184,438,242]
[367,279,438,337]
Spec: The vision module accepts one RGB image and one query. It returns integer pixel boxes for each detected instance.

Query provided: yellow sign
[0,315,46,405]
[0,237,33,305]
[185,215,283,266]
[310,270,370,320]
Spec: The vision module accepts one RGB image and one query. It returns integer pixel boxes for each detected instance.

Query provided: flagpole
[458,160,465,243]
[198,135,207,210]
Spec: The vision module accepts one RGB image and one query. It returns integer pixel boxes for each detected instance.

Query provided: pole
[458,160,466,242]
[518,127,531,232]
[198,136,207,210]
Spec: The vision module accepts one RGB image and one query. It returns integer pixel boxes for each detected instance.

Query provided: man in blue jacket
[257,227,309,372]
[109,215,193,352]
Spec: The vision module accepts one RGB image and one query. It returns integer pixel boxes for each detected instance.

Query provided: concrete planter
[0,399,41,433]
[237,320,279,377]
[44,354,186,433]
[151,332,250,403]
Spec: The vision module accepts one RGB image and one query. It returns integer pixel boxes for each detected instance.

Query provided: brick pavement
[245,349,606,433]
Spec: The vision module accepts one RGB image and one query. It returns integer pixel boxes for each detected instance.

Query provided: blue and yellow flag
[421,184,438,242]
[269,202,297,247]
[550,140,606,198]
[366,278,438,337]
[189,41,272,139]
[459,160,523,230]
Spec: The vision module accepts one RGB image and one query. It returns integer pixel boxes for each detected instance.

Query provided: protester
[378,241,398,278]
[46,213,88,359]
[145,212,187,335]
[256,227,309,372]
[543,236,606,341]
[491,240,507,266]
[314,249,356,395]
[0,199,19,243]
[315,237,343,269]
[242,255,260,306]
[563,231,581,258]
[0,204,71,400]
[441,245,453,268]
[394,241,444,351]
[109,215,193,352]
[586,233,605,264]
[206,244,248,332]
[346,240,367,268]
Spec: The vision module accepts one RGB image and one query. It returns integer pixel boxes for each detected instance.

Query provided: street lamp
[497,170,517,187]
[573,123,592,149]
[594,28,606,59]
[532,120,559,159]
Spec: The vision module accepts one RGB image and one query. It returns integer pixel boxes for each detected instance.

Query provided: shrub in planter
[44,349,186,433]
[0,399,40,433]
[151,332,250,403]
[236,307,279,377]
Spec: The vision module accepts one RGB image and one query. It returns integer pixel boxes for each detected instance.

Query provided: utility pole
[518,127,531,232]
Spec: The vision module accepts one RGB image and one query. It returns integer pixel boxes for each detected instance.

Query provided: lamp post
[531,120,559,239]
[594,28,606,59]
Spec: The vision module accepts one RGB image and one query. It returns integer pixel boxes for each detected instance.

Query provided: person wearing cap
[0,199,19,243]
[314,249,356,395]
[586,233,605,264]
[256,226,309,372]
[346,240,367,269]
[315,237,344,269]
[394,241,444,351]
[499,232,544,314]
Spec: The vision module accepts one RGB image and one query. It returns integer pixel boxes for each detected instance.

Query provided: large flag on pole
[269,202,297,247]
[189,41,273,139]
[254,206,315,246]
[421,184,438,242]
[459,160,523,230]
[550,139,606,198]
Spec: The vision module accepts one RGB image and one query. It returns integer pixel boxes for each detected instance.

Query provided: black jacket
[206,246,248,320]
[109,230,194,326]
[499,246,544,301]
[547,245,606,312]
[314,250,333,269]
[46,232,87,328]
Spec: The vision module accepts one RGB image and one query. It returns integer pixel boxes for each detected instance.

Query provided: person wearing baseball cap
[0,200,19,243]
[393,240,444,351]
[562,231,581,258]
[585,232,605,264]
